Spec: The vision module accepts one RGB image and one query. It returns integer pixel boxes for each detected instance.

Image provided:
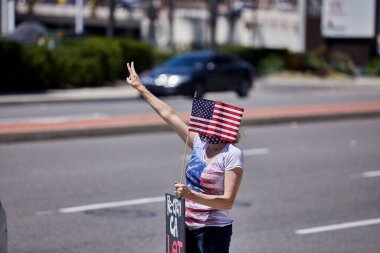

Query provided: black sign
[166,193,185,253]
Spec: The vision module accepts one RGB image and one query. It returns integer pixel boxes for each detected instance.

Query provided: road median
[1,103,380,143]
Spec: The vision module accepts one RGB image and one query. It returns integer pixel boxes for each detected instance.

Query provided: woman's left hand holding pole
[174,183,192,198]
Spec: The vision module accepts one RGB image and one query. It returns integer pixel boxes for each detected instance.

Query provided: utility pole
[1,0,15,36]
[147,0,157,46]
[75,0,84,35]
[208,0,218,50]
[7,0,14,34]
[106,0,115,37]
[298,0,306,52]
[0,0,4,35]
[167,0,174,50]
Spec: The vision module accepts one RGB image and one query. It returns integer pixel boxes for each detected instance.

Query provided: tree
[208,0,218,50]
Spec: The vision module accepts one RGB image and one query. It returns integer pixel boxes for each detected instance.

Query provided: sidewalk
[1,76,379,106]
[0,83,140,105]
[1,77,380,143]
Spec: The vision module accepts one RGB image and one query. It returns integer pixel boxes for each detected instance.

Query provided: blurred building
[304,0,380,65]
[2,0,379,64]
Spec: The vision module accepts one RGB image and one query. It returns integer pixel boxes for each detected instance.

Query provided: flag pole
[179,91,197,184]
[179,129,189,184]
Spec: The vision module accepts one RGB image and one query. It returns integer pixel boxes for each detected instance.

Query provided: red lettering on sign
[172,240,183,253]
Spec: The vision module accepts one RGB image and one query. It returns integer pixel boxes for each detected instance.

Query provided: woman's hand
[174,183,192,198]
[126,61,144,91]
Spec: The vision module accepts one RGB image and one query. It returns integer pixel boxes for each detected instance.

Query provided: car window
[163,55,208,68]
[213,55,234,66]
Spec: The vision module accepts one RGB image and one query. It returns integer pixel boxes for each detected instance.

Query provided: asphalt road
[1,81,380,122]
[1,118,380,253]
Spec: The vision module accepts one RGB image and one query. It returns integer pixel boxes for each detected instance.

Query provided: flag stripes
[189,98,244,142]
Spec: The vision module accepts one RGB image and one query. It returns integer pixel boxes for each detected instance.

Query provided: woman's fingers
[174,183,189,197]
[126,62,132,74]
[131,61,138,76]
[126,61,140,88]
[126,61,136,76]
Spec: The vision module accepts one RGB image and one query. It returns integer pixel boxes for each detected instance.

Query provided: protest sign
[166,193,185,253]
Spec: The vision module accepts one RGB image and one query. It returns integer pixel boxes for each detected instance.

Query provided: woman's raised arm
[126,62,196,148]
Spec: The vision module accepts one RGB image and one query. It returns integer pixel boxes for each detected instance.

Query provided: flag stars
[192,99,215,119]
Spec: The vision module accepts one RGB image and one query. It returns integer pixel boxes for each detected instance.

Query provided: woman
[126,62,244,253]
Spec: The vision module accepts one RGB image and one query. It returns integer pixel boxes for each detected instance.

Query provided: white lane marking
[37,196,165,215]
[243,148,270,156]
[351,170,380,179]
[59,196,165,213]
[295,218,380,235]
[361,170,380,178]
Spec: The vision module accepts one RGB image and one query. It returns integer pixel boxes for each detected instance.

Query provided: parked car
[140,51,255,97]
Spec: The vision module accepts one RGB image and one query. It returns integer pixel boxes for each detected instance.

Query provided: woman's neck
[206,143,227,153]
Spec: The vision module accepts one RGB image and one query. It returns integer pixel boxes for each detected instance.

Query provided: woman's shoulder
[226,143,243,156]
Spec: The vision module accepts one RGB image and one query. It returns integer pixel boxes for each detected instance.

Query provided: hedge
[1,38,375,92]
[219,44,289,74]
[365,56,380,76]
[0,40,58,91]
[0,37,153,92]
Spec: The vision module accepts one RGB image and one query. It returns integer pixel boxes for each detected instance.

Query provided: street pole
[106,0,115,37]
[0,0,4,35]
[208,0,218,50]
[298,0,306,52]
[147,0,156,46]
[75,0,84,35]
[167,0,174,50]
[1,0,15,36]
[7,0,14,34]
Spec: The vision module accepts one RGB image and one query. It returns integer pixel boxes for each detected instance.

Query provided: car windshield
[163,55,209,68]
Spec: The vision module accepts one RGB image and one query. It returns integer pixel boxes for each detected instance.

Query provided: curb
[1,103,380,144]
[0,85,140,106]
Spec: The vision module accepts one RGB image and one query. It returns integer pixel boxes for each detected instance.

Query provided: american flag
[189,98,244,143]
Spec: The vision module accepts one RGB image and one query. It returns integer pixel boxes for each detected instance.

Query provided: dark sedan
[140,51,254,97]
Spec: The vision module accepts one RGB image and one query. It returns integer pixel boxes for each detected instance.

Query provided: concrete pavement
[1,77,380,143]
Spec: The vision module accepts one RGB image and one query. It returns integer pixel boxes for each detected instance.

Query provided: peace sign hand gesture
[126,61,144,91]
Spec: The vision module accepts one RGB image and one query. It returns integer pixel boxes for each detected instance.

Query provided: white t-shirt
[185,134,244,230]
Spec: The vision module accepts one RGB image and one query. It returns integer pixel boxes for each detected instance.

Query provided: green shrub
[284,53,305,71]
[0,40,59,92]
[327,50,356,75]
[0,37,154,92]
[366,57,380,76]
[304,52,327,71]
[219,45,288,72]
[20,43,59,89]
[56,37,123,86]
[115,38,153,76]
[0,40,23,91]
[258,54,284,74]
[54,45,105,87]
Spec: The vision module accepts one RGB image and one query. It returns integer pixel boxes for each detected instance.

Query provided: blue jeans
[186,225,232,253]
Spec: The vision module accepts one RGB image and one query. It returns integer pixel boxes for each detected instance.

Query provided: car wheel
[237,78,251,98]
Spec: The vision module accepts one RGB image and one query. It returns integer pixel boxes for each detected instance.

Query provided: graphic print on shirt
[185,149,207,192]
